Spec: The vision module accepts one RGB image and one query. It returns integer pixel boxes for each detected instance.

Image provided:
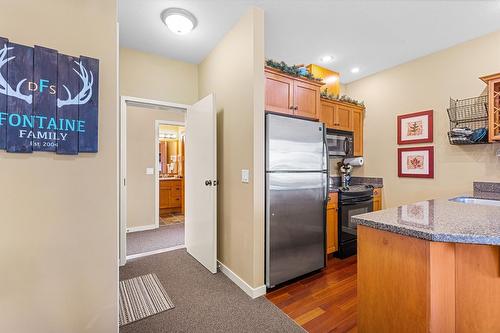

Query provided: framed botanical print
[398,146,434,178]
[397,110,433,145]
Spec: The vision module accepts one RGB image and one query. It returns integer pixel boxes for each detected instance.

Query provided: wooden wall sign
[0,37,99,155]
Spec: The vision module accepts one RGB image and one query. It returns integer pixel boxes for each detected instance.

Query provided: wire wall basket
[447,95,489,145]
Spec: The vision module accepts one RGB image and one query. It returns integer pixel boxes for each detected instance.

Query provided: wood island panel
[359,225,500,333]
[456,243,500,332]
[358,225,429,333]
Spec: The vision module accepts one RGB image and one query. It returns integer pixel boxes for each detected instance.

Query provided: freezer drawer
[266,114,326,172]
[266,172,327,287]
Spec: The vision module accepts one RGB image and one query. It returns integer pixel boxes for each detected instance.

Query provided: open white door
[185,94,217,273]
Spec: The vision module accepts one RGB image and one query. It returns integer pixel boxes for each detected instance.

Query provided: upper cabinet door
[488,78,500,141]
[294,80,320,120]
[352,108,364,156]
[319,100,335,128]
[265,71,294,115]
[334,104,353,131]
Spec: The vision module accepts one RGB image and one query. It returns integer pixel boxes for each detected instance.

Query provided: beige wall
[0,1,118,332]
[120,47,198,105]
[346,30,500,208]
[126,105,185,230]
[198,7,265,288]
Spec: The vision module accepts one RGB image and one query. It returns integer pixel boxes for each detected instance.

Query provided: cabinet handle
[289,106,294,110]
[294,106,298,110]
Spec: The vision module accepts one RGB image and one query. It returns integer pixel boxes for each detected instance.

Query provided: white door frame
[154,119,185,229]
[119,95,189,266]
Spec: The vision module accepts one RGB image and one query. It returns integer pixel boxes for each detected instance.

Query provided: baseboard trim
[126,224,157,233]
[126,245,186,260]
[217,261,266,299]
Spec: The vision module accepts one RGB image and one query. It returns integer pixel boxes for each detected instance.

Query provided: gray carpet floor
[119,249,304,333]
[127,223,185,256]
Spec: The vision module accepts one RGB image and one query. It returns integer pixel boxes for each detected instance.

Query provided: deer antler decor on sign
[0,44,32,104]
[57,60,93,108]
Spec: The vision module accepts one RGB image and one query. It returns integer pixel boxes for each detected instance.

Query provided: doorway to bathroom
[123,101,186,260]
[119,94,218,274]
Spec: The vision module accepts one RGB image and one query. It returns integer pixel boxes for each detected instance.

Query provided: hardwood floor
[266,255,357,333]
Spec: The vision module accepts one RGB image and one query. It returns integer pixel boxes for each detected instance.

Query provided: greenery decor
[320,88,365,108]
[266,59,323,82]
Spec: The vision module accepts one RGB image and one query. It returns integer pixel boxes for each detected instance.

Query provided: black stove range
[335,184,374,259]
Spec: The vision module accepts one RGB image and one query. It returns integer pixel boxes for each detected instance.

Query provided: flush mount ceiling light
[320,55,334,63]
[351,67,360,74]
[161,8,198,35]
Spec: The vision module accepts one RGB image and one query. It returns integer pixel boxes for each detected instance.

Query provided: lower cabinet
[373,188,382,211]
[160,179,183,212]
[326,192,339,254]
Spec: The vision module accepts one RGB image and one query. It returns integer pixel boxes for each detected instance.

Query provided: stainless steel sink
[449,196,500,207]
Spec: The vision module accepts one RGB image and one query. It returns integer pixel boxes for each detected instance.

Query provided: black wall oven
[336,186,373,258]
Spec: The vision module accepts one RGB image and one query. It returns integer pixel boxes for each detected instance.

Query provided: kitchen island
[353,182,500,333]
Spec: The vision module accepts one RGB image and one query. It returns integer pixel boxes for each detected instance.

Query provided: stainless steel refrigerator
[265,113,328,288]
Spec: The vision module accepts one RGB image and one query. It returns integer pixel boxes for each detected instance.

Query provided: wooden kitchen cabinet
[293,79,321,119]
[335,104,353,131]
[320,98,365,156]
[160,179,183,213]
[479,73,500,142]
[319,99,335,128]
[265,67,323,120]
[326,192,339,254]
[352,108,364,156]
[265,70,294,115]
[373,188,382,211]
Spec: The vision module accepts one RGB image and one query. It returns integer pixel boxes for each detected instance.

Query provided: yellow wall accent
[307,64,340,95]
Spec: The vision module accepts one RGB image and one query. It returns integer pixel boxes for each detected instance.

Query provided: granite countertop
[160,177,182,181]
[353,182,500,246]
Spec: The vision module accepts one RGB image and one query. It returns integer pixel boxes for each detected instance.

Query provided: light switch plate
[146,167,154,175]
[241,169,250,183]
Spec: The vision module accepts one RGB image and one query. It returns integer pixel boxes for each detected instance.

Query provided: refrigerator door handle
[323,125,329,203]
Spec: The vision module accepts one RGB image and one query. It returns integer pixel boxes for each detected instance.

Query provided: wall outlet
[146,167,154,175]
[241,169,250,183]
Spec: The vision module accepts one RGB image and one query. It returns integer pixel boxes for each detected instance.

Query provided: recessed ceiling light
[161,8,198,35]
[320,55,334,63]
[351,67,360,74]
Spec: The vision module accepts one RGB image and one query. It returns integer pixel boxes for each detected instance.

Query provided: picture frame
[397,110,433,145]
[398,146,434,178]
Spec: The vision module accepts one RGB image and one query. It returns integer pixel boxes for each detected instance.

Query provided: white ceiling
[119,0,500,83]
